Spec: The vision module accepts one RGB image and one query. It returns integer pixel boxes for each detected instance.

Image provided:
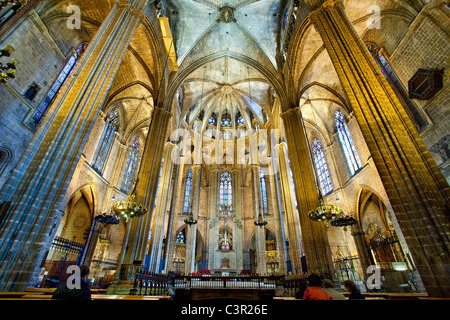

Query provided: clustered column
[0,0,148,291]
[280,107,334,277]
[309,0,450,297]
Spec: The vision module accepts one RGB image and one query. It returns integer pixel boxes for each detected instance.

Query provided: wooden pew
[25,287,56,295]
[91,294,171,300]
[0,292,29,299]
[25,287,107,295]
[21,294,53,299]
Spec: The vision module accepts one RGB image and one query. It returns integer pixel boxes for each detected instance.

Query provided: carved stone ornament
[219,7,235,23]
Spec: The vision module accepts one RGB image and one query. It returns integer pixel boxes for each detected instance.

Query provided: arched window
[175,231,185,244]
[237,116,245,126]
[92,109,119,174]
[259,169,268,214]
[183,169,193,213]
[208,116,216,126]
[120,138,140,193]
[335,111,361,175]
[367,44,427,130]
[32,44,87,127]
[221,115,232,127]
[219,172,232,208]
[312,139,333,195]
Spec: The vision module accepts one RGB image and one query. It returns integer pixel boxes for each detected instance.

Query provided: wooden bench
[25,288,55,295]
[0,292,29,299]
[91,294,171,300]
[21,294,53,299]
[25,287,107,295]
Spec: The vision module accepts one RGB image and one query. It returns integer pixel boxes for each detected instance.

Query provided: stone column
[184,164,201,275]
[310,0,450,297]
[274,142,303,272]
[350,225,373,280]
[147,142,175,272]
[164,157,185,272]
[232,165,244,270]
[0,0,148,291]
[207,166,219,269]
[280,107,334,277]
[268,163,288,274]
[122,107,172,266]
[251,164,267,275]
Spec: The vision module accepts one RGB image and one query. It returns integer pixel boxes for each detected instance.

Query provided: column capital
[280,106,301,120]
[308,0,343,13]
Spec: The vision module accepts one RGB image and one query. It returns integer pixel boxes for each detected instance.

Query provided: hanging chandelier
[94,207,120,225]
[254,211,267,227]
[113,194,147,223]
[184,204,197,225]
[0,45,19,84]
[330,213,357,230]
[308,193,343,228]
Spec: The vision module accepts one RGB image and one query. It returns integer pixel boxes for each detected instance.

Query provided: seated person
[52,265,91,300]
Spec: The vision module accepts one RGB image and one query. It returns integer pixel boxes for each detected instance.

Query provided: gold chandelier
[308,193,343,228]
[113,194,147,223]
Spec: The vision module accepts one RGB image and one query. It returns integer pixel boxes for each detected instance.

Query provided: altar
[210,269,241,277]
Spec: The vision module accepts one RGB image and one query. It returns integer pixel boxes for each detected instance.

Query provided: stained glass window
[32,44,87,126]
[312,139,333,195]
[120,139,140,193]
[183,169,193,213]
[208,116,216,126]
[175,231,185,244]
[259,169,268,214]
[219,172,232,208]
[288,162,297,207]
[92,109,119,174]
[367,44,427,130]
[237,116,245,126]
[335,111,361,175]
[221,116,232,127]
[154,158,164,206]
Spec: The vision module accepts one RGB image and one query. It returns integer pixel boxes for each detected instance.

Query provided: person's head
[308,273,322,287]
[343,280,357,292]
[323,279,334,288]
[79,265,90,280]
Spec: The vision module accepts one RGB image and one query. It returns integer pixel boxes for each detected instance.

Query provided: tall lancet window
[312,139,333,195]
[288,161,297,207]
[335,111,361,175]
[121,138,140,193]
[259,169,268,214]
[32,44,87,127]
[219,172,232,208]
[367,44,427,130]
[154,158,164,206]
[92,109,119,174]
[183,169,193,213]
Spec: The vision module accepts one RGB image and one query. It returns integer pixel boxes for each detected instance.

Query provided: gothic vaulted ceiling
[167,0,288,131]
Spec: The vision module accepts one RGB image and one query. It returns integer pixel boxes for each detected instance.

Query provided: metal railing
[132,272,290,296]
[133,272,171,296]
[172,275,284,289]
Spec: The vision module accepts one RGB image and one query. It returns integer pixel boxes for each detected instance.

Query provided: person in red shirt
[303,273,332,300]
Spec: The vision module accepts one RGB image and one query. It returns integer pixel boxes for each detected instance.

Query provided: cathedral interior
[0,0,449,301]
